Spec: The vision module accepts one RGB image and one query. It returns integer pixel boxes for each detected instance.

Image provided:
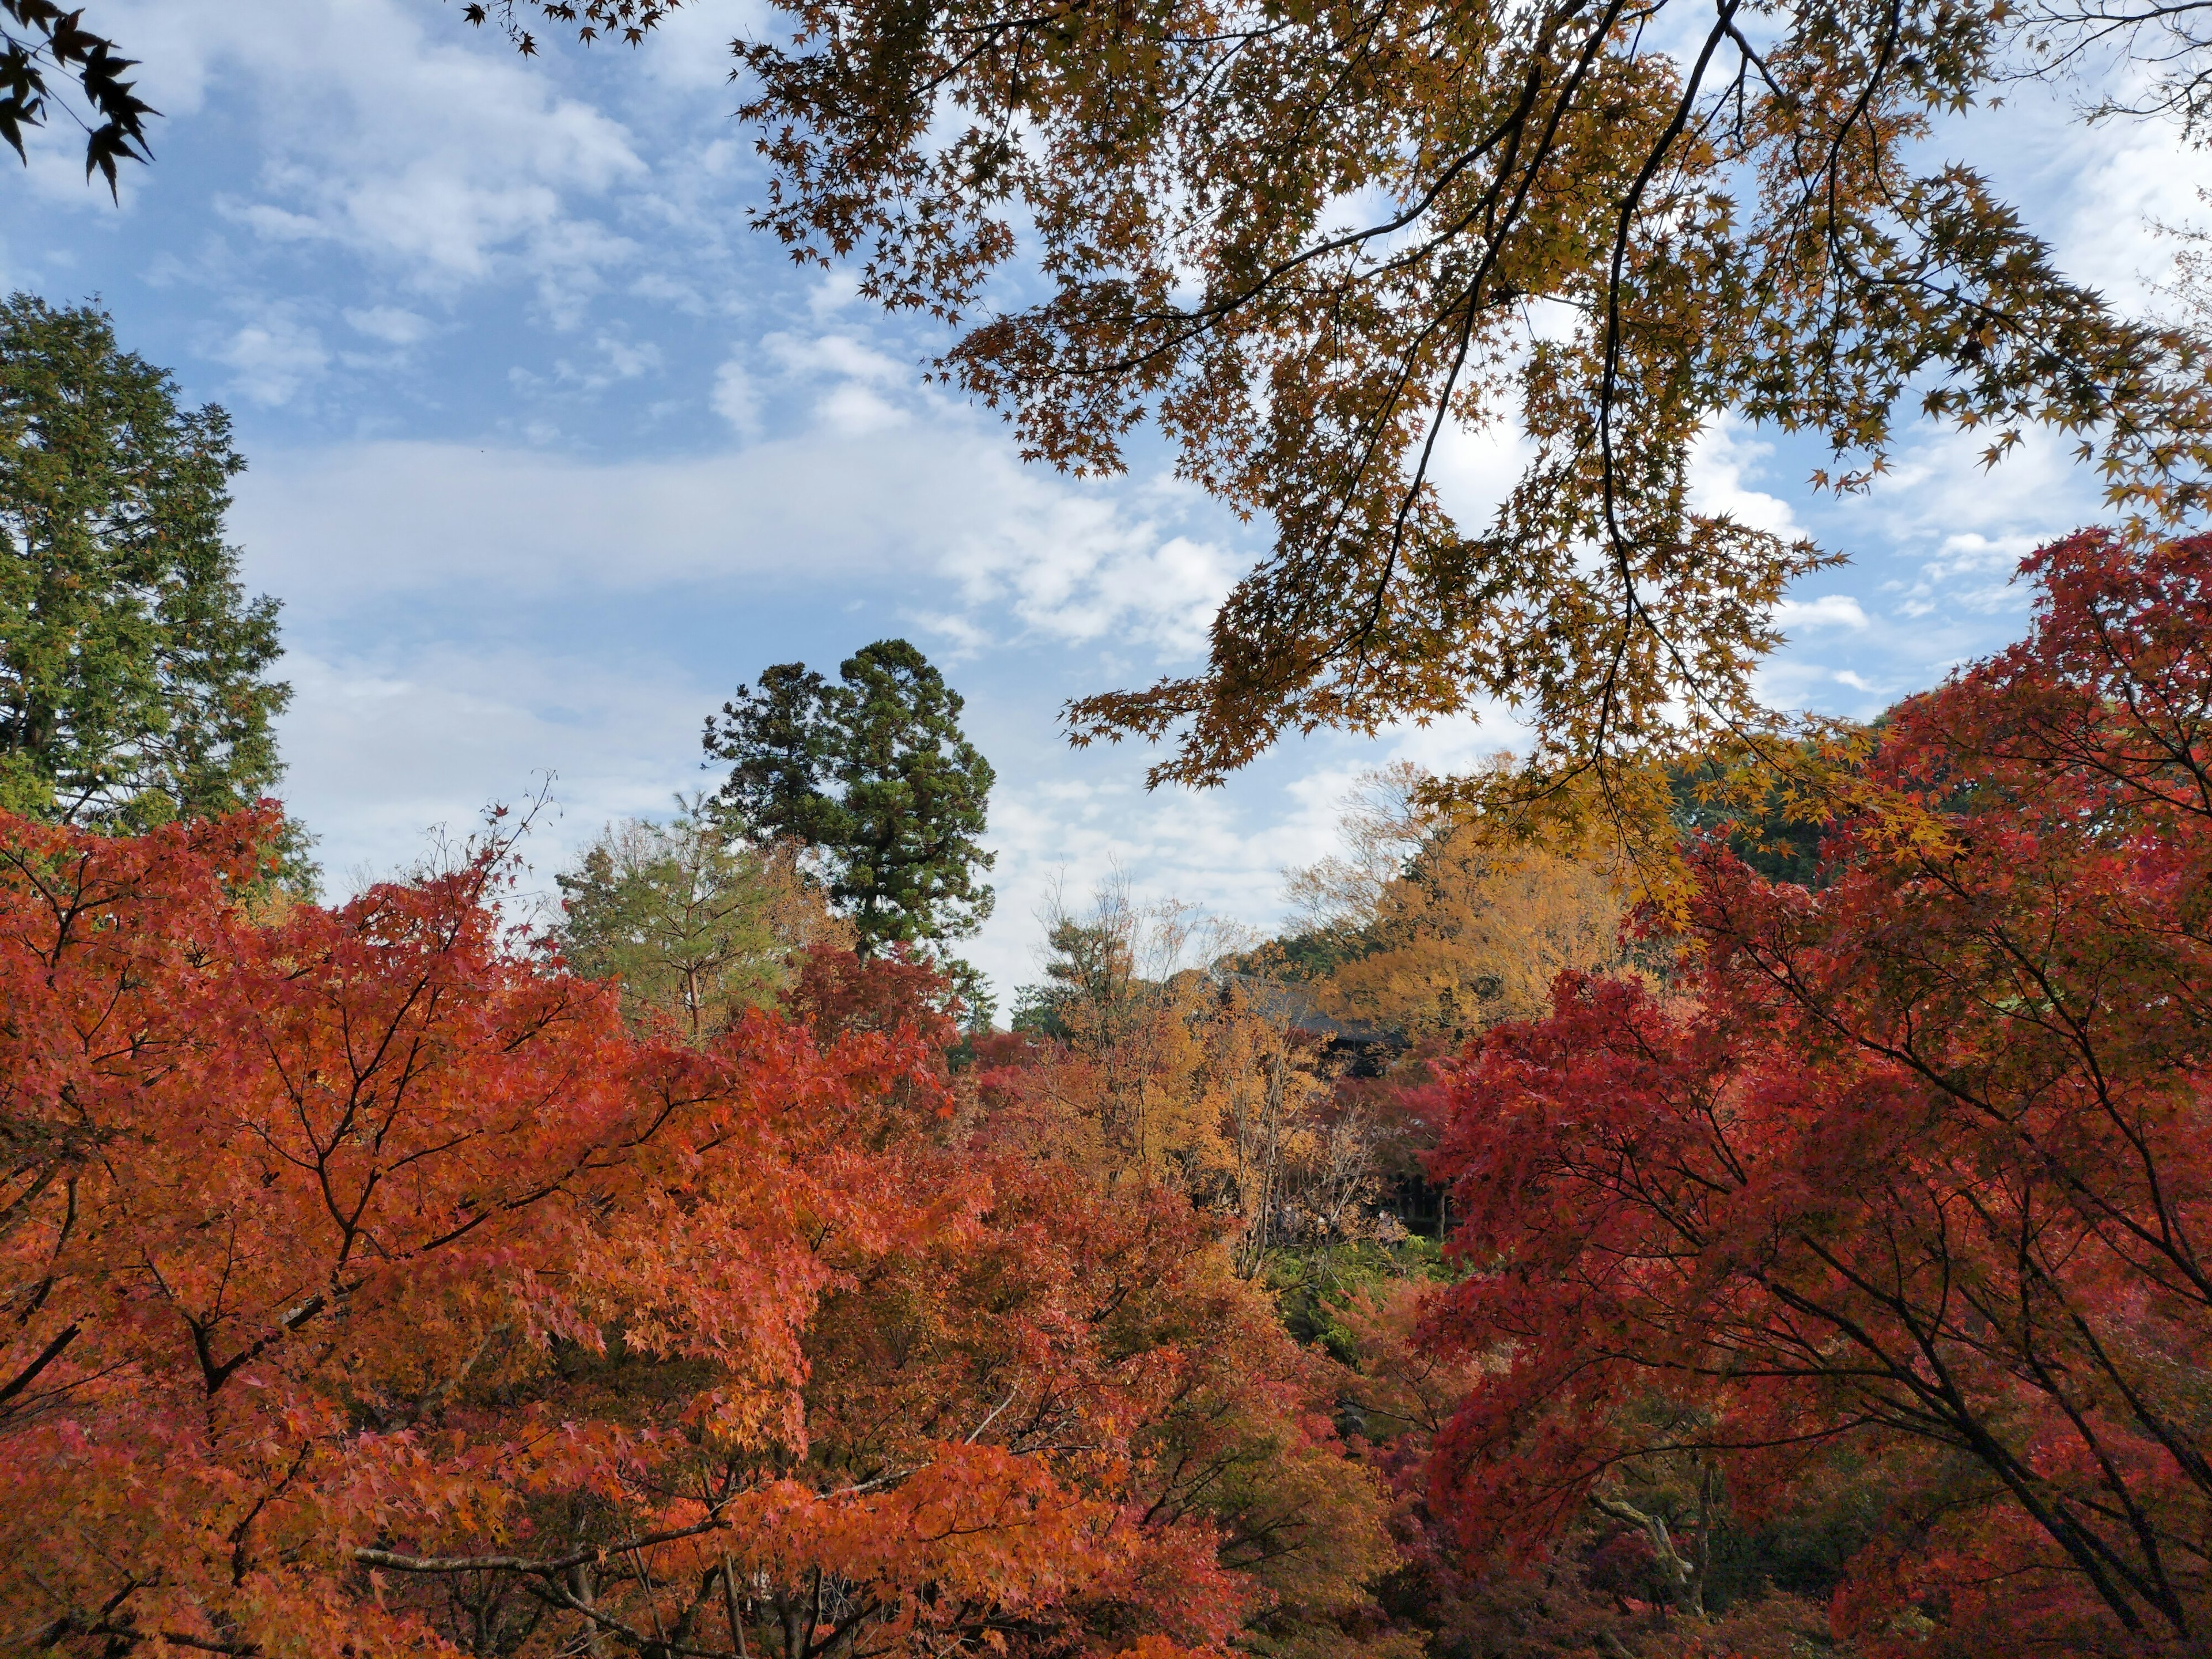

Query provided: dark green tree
[705,638,995,955]
[0,294,290,832]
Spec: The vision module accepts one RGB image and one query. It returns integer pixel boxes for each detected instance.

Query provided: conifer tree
[1,296,290,835]
[706,638,994,955]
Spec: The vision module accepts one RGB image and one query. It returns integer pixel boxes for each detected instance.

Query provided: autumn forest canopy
[14,1,2212,1656]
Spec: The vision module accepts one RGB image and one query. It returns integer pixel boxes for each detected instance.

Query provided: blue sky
[5,0,2209,996]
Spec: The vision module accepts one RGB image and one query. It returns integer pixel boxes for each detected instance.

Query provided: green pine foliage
[705,638,995,956]
[0,293,290,836]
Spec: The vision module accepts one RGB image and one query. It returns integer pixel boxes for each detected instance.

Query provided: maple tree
[0,802,1388,1658]
[0,2,152,193]
[1422,528,2212,1653]
[469,0,2212,798]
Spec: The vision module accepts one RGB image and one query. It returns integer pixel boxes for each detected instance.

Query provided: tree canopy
[1426,527,2212,1652]
[472,0,2212,797]
[0,806,1388,1659]
[0,294,289,834]
[706,638,995,955]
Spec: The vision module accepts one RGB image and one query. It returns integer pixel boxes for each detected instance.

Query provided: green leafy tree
[706,638,995,956]
[555,804,851,1043]
[0,294,290,834]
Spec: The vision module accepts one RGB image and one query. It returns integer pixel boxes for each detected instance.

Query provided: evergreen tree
[706,638,994,955]
[0,294,290,832]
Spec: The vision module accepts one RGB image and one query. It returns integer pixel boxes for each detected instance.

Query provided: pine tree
[706,638,994,955]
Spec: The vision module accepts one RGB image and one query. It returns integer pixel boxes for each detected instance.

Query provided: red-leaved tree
[0,810,1359,1657]
[1425,531,2212,1655]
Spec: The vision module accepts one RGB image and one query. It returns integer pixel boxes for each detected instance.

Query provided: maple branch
[0,1320,78,1411]
[1589,1489,1703,1615]
[355,1515,734,1577]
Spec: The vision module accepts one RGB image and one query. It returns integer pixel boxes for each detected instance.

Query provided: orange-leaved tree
[1423,530,2212,1654]
[0,806,961,1653]
[1,809,1380,1657]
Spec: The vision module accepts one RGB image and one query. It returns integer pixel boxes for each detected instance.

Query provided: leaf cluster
[467,0,2212,796]
[0,1,153,194]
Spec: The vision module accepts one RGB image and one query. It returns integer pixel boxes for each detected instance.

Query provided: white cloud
[711,358,761,437]
[818,383,908,435]
[1775,594,1869,631]
[230,422,1251,662]
[214,306,330,405]
[275,640,710,899]
[550,333,665,389]
[940,488,1241,658]
[756,331,919,433]
[344,305,432,345]
[231,436,900,608]
[596,335,661,380]
[100,0,649,310]
[1427,408,1532,528]
[1691,418,1805,540]
[764,331,906,384]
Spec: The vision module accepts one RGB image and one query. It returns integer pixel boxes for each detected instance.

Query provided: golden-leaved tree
[1280,763,1631,1046]
[456,0,2212,800]
[985,878,1394,1282]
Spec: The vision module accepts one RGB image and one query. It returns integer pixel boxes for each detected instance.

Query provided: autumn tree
[1,804,1388,1659]
[1423,528,2212,1653]
[991,877,1392,1280]
[472,1,2212,803]
[0,294,290,834]
[707,638,995,956]
[1281,763,1632,1046]
[555,801,851,1042]
[0,806,876,1654]
[999,878,1232,1185]
[778,1134,1400,1659]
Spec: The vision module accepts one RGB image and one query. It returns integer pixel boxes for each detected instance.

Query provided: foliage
[1666,751,1836,888]
[1308,824,1631,1045]
[476,0,2212,801]
[555,805,851,1043]
[990,878,1395,1281]
[0,2,153,193]
[706,638,995,955]
[0,806,1384,1658]
[0,294,290,835]
[1425,529,2212,1654]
